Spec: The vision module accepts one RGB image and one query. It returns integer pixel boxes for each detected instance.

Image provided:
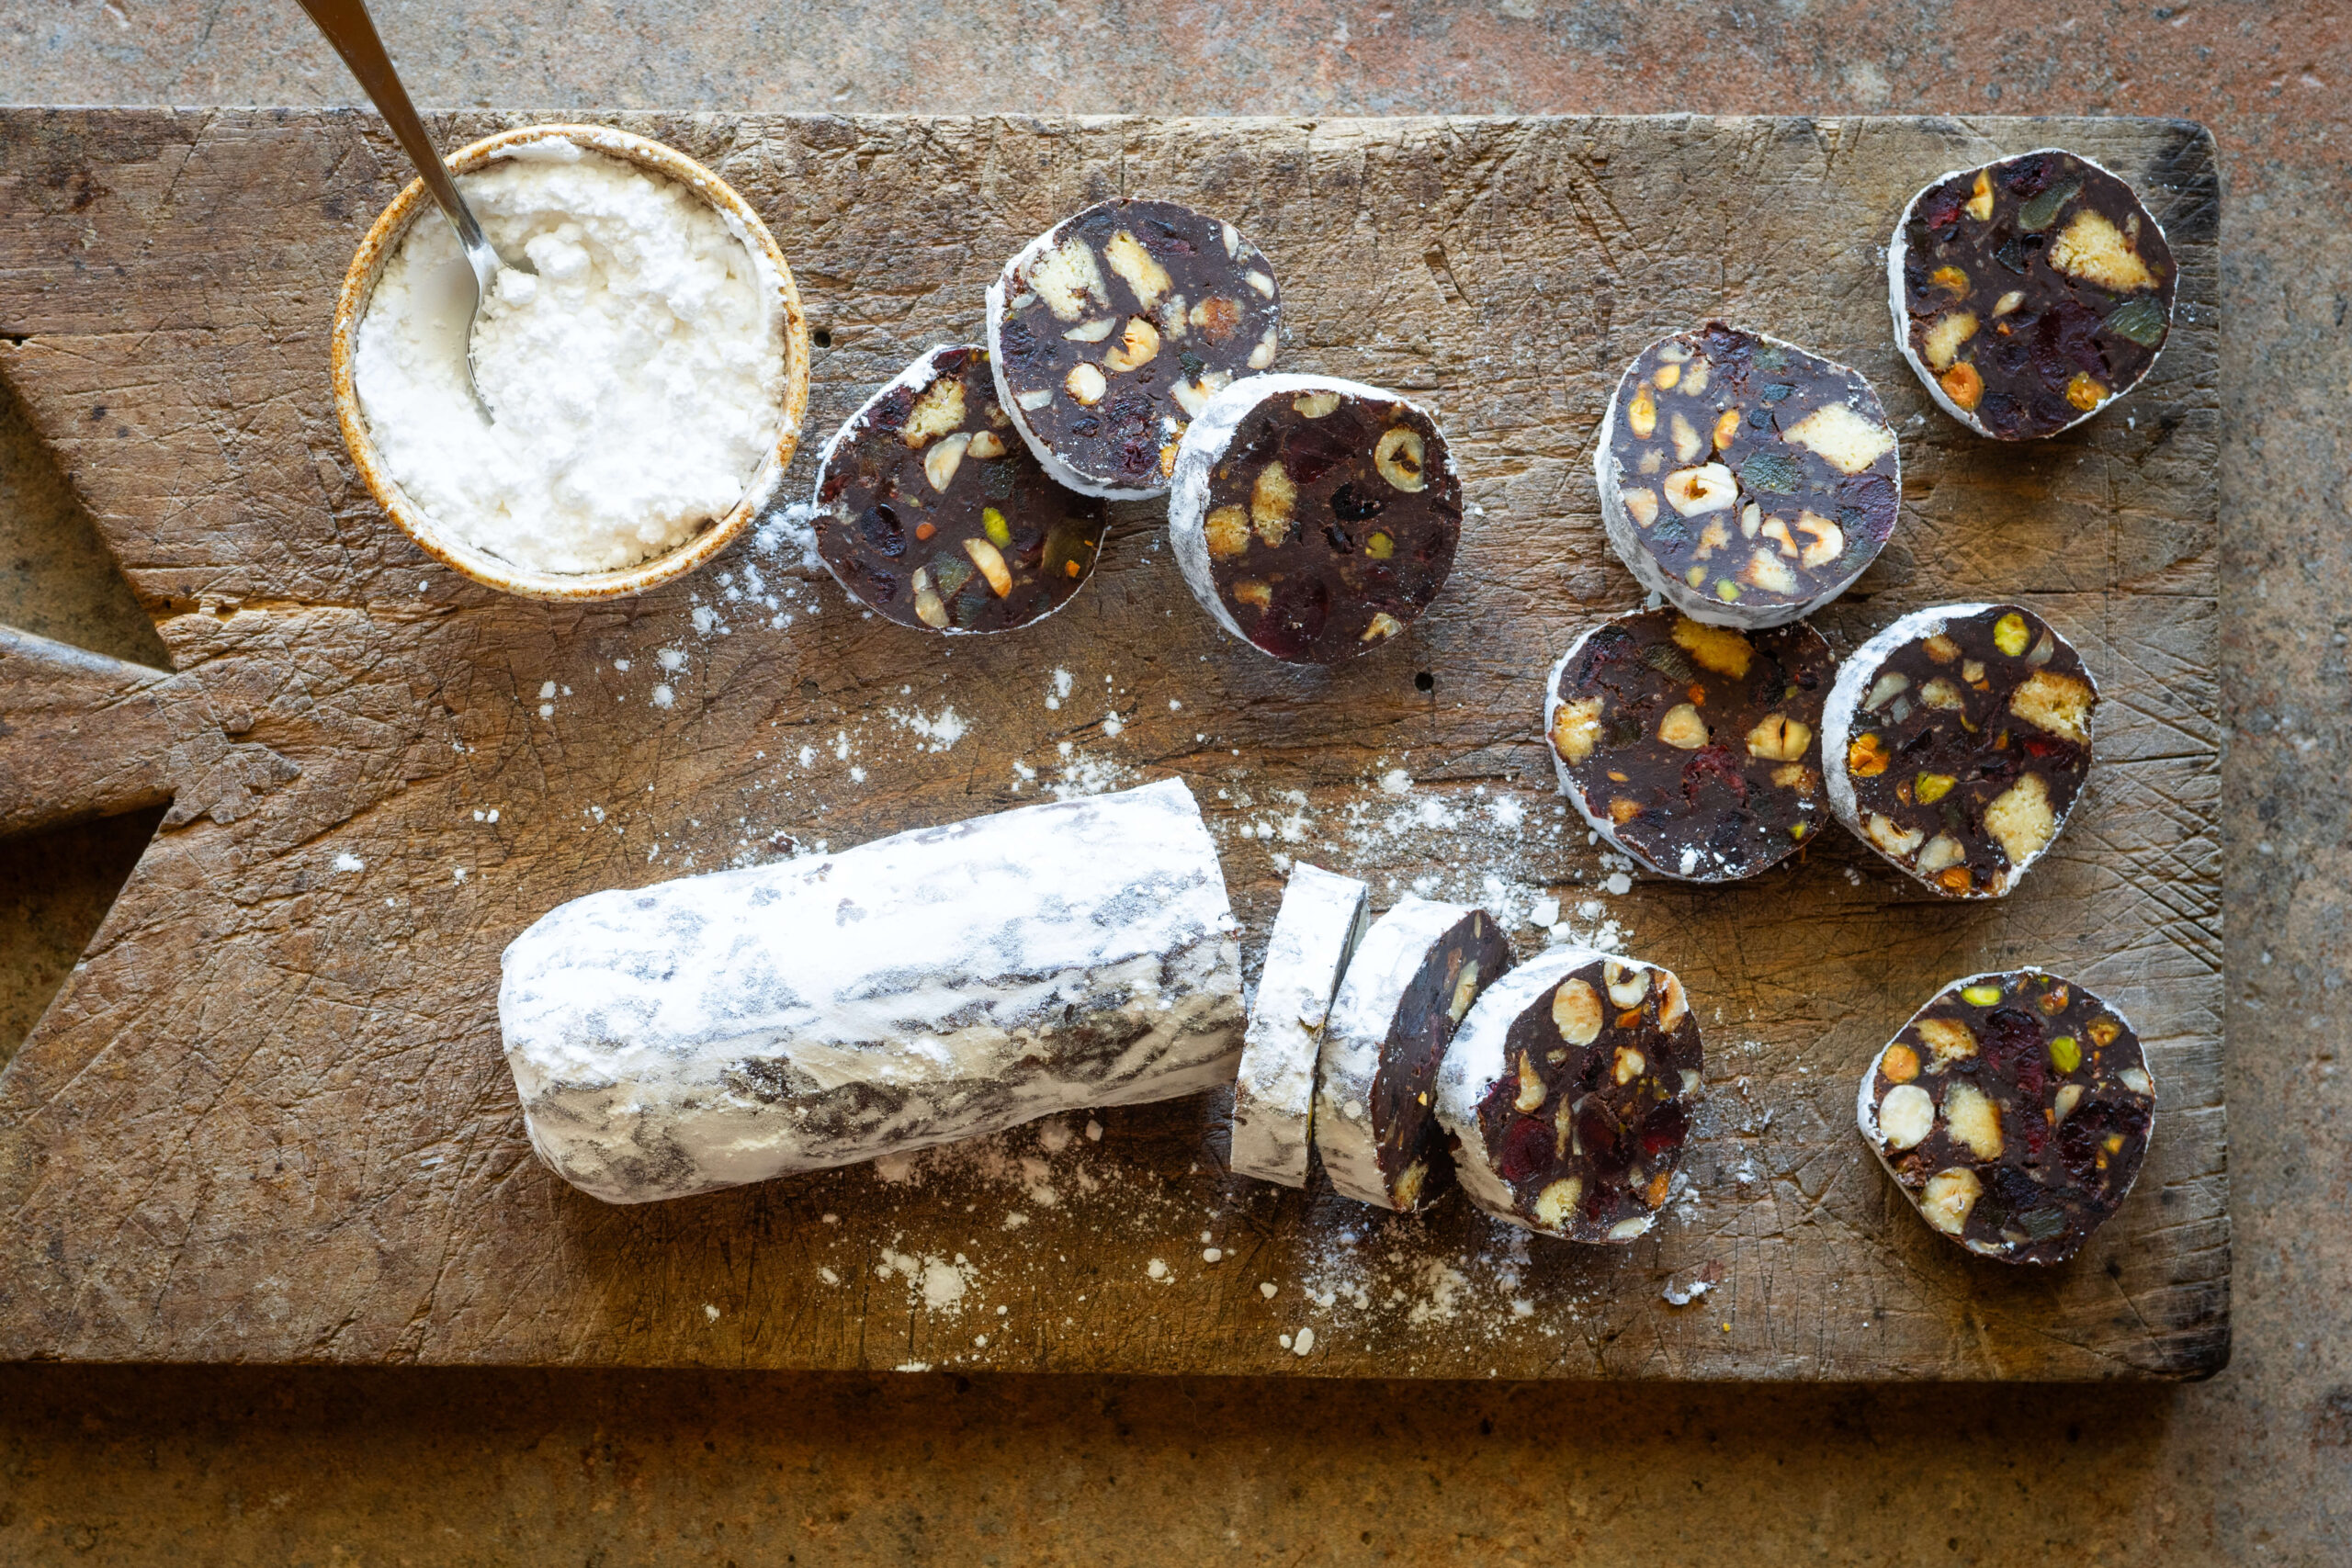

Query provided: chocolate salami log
[1544,609,1833,882]
[1313,897,1511,1213]
[1858,969,2154,1263]
[1596,323,1900,628]
[499,779,1244,1204]
[1229,862,1371,1188]
[1824,603,2098,899]
[1437,948,1702,1244]
[986,197,1282,499]
[1890,148,2177,441]
[814,344,1110,634]
[1170,374,1464,663]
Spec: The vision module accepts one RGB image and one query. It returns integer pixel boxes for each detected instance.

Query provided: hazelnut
[2118,1066,2154,1097]
[1446,959,1482,1023]
[1533,1178,1583,1228]
[1552,977,1602,1045]
[1065,363,1108,406]
[1713,408,1742,452]
[1204,505,1251,559]
[1623,488,1661,528]
[1612,1046,1646,1086]
[1760,516,1799,558]
[962,536,1013,597]
[1741,548,1798,595]
[1245,269,1276,299]
[1374,427,1428,491]
[1877,1083,1934,1150]
[1062,316,1118,344]
[1657,703,1710,750]
[1515,1052,1546,1112]
[1293,390,1341,419]
[923,431,972,492]
[967,430,1009,460]
[1662,463,1737,517]
[1102,315,1162,374]
[1745,713,1812,762]
[1865,811,1924,857]
[1245,325,1281,370]
[1916,833,1965,874]
[1627,383,1657,439]
[1604,960,1649,1008]
[1941,1080,2003,1159]
[1793,511,1845,569]
[910,567,948,629]
[1670,412,1704,463]
[1016,388,1054,412]
[1657,971,1689,1032]
[1921,1168,1982,1235]
[1654,361,1683,391]
[1102,229,1173,309]
[1993,289,2025,317]
[1551,695,1603,764]
[1916,1016,1978,1066]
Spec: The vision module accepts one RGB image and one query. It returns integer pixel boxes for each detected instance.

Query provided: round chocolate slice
[1544,609,1833,883]
[1169,374,1463,663]
[1889,148,2177,440]
[813,345,1110,635]
[1596,323,1901,629]
[1859,968,2154,1264]
[1824,603,2098,899]
[985,197,1282,499]
[1314,897,1511,1213]
[1438,947,1702,1245]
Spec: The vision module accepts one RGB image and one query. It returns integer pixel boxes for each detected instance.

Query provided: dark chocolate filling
[1373,909,1512,1209]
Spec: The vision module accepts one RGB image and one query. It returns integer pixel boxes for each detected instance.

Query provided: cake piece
[1545,609,1834,882]
[1230,863,1372,1188]
[1858,968,2155,1263]
[1890,148,2177,440]
[1438,947,1702,1244]
[1824,603,2098,899]
[1170,374,1463,662]
[1595,322,1900,628]
[1314,897,1511,1212]
[986,197,1281,498]
[499,778,1243,1203]
[813,344,1109,633]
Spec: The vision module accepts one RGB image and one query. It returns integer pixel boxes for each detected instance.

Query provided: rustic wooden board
[0,111,2223,1378]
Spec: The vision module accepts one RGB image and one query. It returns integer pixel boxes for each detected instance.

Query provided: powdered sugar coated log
[1313,896,1510,1213]
[500,778,1244,1204]
[1229,862,1370,1188]
[1438,947,1702,1243]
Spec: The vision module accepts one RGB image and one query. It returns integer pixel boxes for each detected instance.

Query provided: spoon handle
[293,0,503,293]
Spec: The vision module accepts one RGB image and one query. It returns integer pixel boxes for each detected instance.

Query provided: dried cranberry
[1497,1115,1553,1183]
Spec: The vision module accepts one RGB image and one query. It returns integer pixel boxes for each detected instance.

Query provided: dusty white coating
[1312,894,1482,1212]
[1822,602,2095,898]
[500,778,1245,1204]
[1886,148,2170,441]
[1230,863,1371,1188]
[1434,946,1618,1237]
[1168,374,1462,657]
[1856,968,2155,1258]
[1593,327,1897,630]
[355,140,788,576]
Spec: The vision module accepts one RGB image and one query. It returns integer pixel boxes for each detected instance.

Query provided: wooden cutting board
[0,110,2224,1378]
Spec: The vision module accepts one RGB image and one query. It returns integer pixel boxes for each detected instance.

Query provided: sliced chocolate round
[986,198,1282,499]
[813,345,1109,635]
[1438,948,1702,1244]
[1824,603,2098,899]
[1859,968,2154,1264]
[1544,609,1834,882]
[1596,322,1900,629]
[1889,148,2177,440]
[1170,374,1463,663]
[1314,897,1511,1213]
[1231,861,1371,1190]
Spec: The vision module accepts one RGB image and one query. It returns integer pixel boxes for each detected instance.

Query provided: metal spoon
[295,0,520,418]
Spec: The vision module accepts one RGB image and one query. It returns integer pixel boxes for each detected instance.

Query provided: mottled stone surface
[0,0,2347,1562]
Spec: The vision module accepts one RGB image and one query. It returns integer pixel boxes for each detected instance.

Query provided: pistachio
[1959,983,2005,1006]
[2086,1016,2122,1048]
[982,506,1012,547]
[1364,532,1395,559]
[2049,1035,2082,1073]
[1915,772,1957,805]
[1374,426,1429,491]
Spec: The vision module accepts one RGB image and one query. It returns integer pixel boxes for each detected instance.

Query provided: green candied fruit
[982,506,1012,547]
[1715,581,1742,603]
[2049,1035,2083,1073]
[2105,296,2169,348]
[1960,983,2005,1006]
[2018,179,2082,232]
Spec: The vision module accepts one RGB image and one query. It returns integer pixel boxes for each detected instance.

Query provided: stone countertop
[0,1,2345,1562]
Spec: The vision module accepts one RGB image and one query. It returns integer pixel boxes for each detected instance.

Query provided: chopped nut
[1793,511,1845,569]
[1992,612,2032,657]
[1657,703,1710,750]
[2009,670,2095,744]
[1682,359,1711,396]
[1742,549,1798,594]
[1550,695,1603,764]
[1924,634,1961,664]
[1552,977,1602,1045]
[1515,1051,1546,1112]
[1929,264,1970,295]
[1364,532,1394,559]
[962,536,1013,596]
[1847,732,1891,777]
[1654,361,1682,391]
[2052,1083,2085,1123]
[1102,229,1174,309]
[2039,982,2072,1014]
[1231,580,1272,609]
[1882,1043,1921,1082]
[1063,316,1117,343]
[1604,960,1650,1008]
[1065,363,1108,405]
[1919,677,1964,711]
[1670,412,1704,463]
[1448,960,1482,1023]
[1921,1168,1983,1235]
[1984,772,2056,864]
[1713,408,1742,452]
[1942,1079,2003,1159]
[1662,463,1737,516]
[1293,390,1341,419]
[1760,516,1799,558]
[1027,234,1109,321]
[1965,169,1995,221]
[1878,1083,1935,1150]
[1915,832,1965,874]
[1959,983,2005,1006]
[922,432,971,492]
[1246,325,1280,370]
[1922,310,1980,373]
[1962,659,1986,684]
[1374,427,1428,491]
[2048,209,2160,292]
[1917,1016,1978,1066]
[2087,1016,2122,1048]
[1170,369,1232,419]
[1627,383,1657,439]
[1204,505,1251,559]
[1393,1160,1429,1210]
[901,377,968,449]
[1250,462,1297,544]
[1745,713,1812,762]
[2065,371,2108,411]
[2048,1034,2083,1072]
[1609,797,1643,824]
[967,430,1009,460]
[910,567,948,629]
[1740,501,1762,538]
[1016,388,1054,412]
[1607,1217,1651,1242]
[1938,361,1984,411]
[1672,615,1753,677]
[1865,811,1925,856]
[981,507,1012,547]
[1188,296,1242,340]
[1770,761,1815,793]
[1360,612,1404,642]
[1245,269,1276,298]
[1780,403,1897,475]
[1612,1045,1646,1086]
[1993,289,2025,317]
[1533,1177,1583,1228]
[1624,488,1661,528]
[1655,342,1692,364]
[1693,516,1732,560]
[2118,1066,2154,1097]
[1864,671,1911,711]
[1102,315,1161,374]
[1914,771,1957,805]
[1657,972,1689,1032]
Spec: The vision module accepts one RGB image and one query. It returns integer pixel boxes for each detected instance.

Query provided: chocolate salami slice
[1824,603,2098,899]
[1890,148,2177,441]
[1169,374,1463,662]
[1438,948,1702,1244]
[986,198,1282,499]
[1858,968,2154,1263]
[814,344,1110,634]
[499,779,1244,1204]
[1313,897,1511,1213]
[1596,323,1900,628]
[1230,863,1372,1188]
[1544,609,1833,882]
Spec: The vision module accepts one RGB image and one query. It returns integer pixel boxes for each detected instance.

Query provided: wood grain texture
[0,111,2223,1378]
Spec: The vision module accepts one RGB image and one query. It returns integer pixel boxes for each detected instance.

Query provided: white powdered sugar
[1230,863,1370,1188]
[500,777,1244,1203]
[355,139,788,574]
